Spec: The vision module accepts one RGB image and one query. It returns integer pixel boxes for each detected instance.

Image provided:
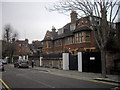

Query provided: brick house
[41,11,120,72]
[29,40,42,56]
[28,40,42,66]
[1,39,31,62]
[42,11,96,55]
[13,39,31,58]
[42,26,57,54]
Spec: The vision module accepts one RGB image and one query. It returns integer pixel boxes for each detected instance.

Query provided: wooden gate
[69,54,78,70]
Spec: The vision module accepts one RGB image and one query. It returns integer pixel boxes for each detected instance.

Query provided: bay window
[75,31,90,43]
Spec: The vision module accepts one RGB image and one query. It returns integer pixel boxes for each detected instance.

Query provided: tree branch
[112,4,120,22]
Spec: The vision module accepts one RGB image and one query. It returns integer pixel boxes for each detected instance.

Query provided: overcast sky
[0,0,70,43]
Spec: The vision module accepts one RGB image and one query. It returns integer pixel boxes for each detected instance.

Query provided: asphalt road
[1,65,117,89]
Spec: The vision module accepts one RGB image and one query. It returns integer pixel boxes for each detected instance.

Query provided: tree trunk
[101,48,107,78]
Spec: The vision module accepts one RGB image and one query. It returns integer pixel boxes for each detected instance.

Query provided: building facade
[42,11,96,55]
[29,40,42,56]
[13,39,31,58]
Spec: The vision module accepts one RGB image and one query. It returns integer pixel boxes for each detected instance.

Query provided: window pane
[70,24,76,31]
[76,33,79,43]
[86,32,90,41]
[81,32,84,42]
[79,33,82,43]
[86,32,90,36]
[86,36,90,41]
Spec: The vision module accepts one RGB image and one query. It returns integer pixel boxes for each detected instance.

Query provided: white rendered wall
[78,52,82,72]
[23,56,25,60]
[63,53,69,70]
[19,56,22,60]
[26,55,28,60]
[40,57,43,66]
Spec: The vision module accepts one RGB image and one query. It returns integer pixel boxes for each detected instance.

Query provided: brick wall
[106,52,120,74]
[42,59,63,69]
[14,40,31,56]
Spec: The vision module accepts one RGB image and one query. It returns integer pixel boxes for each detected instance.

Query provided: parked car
[2,59,7,64]
[14,59,29,68]
[0,59,4,71]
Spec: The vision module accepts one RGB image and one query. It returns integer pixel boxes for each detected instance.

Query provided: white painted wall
[78,52,82,72]
[23,56,25,60]
[40,57,43,66]
[26,55,28,60]
[19,56,22,60]
[63,53,69,70]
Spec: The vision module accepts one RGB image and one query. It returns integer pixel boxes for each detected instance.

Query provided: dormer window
[70,23,76,31]
[89,16,92,22]
[58,28,64,35]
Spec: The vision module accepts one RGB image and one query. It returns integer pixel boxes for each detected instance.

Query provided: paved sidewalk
[32,66,120,85]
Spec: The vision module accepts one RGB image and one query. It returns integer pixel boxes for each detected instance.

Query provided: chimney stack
[70,11,78,24]
[52,26,56,32]
[25,39,28,43]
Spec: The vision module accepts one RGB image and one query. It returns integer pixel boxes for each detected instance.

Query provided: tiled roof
[54,23,73,40]
[74,26,91,33]
[16,40,27,44]
[42,30,58,41]
[42,16,93,41]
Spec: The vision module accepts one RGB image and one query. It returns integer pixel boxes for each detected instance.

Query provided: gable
[76,18,92,29]
[44,31,52,40]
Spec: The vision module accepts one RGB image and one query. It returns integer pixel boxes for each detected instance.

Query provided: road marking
[89,80,120,86]
[42,71,120,86]
[0,79,11,90]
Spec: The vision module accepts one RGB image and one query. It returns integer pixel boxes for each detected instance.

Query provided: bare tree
[3,24,18,42]
[49,0,120,78]
[3,24,18,63]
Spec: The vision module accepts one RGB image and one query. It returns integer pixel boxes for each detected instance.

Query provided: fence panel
[69,54,78,70]
[42,53,62,60]
[82,52,101,73]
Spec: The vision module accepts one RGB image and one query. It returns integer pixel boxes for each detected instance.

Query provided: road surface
[1,65,118,89]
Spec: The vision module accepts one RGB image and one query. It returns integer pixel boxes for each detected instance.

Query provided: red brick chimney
[70,11,78,24]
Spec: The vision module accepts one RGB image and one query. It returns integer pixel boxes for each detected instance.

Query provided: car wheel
[17,66,20,68]
[2,68,4,71]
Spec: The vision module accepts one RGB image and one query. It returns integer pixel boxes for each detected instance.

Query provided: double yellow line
[0,79,11,90]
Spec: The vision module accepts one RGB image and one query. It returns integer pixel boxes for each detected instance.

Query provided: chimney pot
[52,26,56,32]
